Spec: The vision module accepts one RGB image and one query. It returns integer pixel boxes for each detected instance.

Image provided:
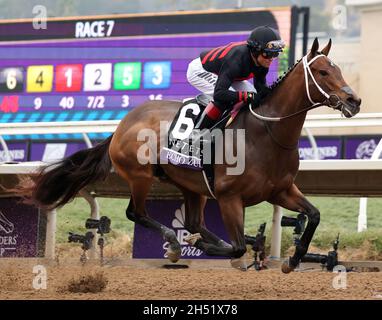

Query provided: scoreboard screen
[0,7,293,141]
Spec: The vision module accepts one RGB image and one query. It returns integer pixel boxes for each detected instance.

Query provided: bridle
[249,53,343,122]
[248,53,348,150]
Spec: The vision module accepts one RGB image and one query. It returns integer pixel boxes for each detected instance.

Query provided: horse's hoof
[281,258,295,274]
[166,252,180,263]
[184,233,202,246]
[230,258,248,271]
[166,244,181,263]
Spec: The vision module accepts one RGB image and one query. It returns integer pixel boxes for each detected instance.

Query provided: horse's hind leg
[125,178,181,263]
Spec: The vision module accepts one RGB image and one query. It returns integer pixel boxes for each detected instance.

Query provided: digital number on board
[0,61,171,113]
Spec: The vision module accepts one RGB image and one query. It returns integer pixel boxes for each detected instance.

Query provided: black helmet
[247,26,285,58]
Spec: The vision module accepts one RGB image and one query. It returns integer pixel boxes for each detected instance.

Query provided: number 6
[171,103,200,140]
[6,70,17,90]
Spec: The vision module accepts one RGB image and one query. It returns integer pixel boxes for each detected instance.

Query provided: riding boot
[194,110,217,130]
[195,101,222,130]
[190,102,222,144]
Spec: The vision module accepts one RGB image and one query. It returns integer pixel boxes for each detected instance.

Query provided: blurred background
[0,0,362,37]
[0,0,378,120]
[0,0,363,40]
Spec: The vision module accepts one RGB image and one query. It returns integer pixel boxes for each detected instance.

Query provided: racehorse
[16,38,361,273]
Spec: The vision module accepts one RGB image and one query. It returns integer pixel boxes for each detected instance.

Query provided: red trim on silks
[234,73,254,81]
[208,46,226,62]
[202,46,223,64]
[205,102,222,120]
[218,41,246,59]
[238,91,243,102]
[243,91,248,102]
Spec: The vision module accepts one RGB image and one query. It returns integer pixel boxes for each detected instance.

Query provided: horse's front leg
[181,189,231,249]
[270,184,320,273]
[185,194,247,270]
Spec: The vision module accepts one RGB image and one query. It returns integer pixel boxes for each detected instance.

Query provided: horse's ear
[309,37,319,57]
[321,38,332,56]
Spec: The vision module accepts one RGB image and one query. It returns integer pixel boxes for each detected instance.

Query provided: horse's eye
[319,70,329,76]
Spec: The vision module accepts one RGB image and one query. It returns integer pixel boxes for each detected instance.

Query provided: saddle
[159,94,245,195]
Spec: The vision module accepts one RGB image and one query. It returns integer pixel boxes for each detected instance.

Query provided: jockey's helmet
[247,26,285,58]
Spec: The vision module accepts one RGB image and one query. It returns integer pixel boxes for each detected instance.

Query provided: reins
[249,101,326,122]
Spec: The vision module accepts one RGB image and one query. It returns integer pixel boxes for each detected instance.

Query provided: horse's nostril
[347,97,361,107]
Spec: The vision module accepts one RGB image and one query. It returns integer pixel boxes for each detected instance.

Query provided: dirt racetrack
[1,258,382,300]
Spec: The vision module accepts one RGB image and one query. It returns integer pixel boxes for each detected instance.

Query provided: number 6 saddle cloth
[160,94,244,172]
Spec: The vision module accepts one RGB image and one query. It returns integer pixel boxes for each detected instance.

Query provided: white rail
[304,114,382,233]
[300,159,382,170]
[304,113,382,128]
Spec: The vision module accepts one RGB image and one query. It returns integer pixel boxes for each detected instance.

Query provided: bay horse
[17,38,361,273]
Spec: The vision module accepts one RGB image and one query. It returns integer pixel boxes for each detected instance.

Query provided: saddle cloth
[160,96,205,171]
[160,94,244,171]
[159,94,245,195]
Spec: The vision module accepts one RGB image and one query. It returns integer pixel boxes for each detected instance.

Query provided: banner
[299,138,342,160]
[133,199,229,259]
[0,141,28,162]
[0,198,44,257]
[29,141,88,161]
[345,136,382,159]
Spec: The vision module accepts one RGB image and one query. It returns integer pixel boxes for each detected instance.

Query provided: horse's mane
[268,57,303,92]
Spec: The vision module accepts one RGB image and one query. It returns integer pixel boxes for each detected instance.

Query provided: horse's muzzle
[340,96,361,118]
[340,86,361,118]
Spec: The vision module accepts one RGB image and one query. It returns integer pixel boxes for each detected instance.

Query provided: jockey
[187,25,285,130]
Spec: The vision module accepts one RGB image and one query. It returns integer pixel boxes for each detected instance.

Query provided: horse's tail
[16,135,113,209]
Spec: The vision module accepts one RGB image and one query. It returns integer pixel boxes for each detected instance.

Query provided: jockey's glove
[247,92,262,108]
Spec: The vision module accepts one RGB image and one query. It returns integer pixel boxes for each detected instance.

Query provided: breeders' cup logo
[0,210,14,234]
[356,139,376,159]
[162,203,203,258]
[0,210,17,257]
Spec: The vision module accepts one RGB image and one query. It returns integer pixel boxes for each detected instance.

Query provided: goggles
[262,51,280,59]
[264,40,285,51]
[262,40,285,58]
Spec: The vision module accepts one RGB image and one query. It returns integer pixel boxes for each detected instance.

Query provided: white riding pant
[186,57,256,98]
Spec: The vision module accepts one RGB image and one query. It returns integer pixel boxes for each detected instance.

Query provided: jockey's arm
[213,61,258,109]
[213,68,239,109]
